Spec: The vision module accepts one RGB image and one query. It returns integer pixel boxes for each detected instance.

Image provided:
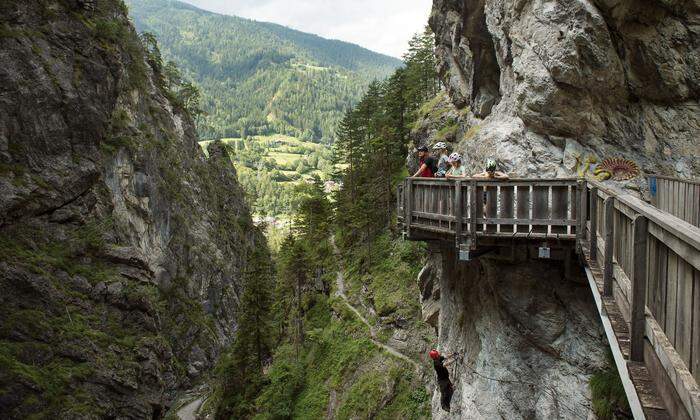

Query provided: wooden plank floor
[582,243,669,419]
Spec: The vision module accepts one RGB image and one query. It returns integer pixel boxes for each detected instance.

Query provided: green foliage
[0,341,96,416]
[0,162,26,177]
[94,18,126,43]
[333,27,438,256]
[590,352,631,419]
[345,234,425,320]
[336,368,386,418]
[252,345,306,419]
[0,22,24,38]
[463,124,481,141]
[416,94,446,119]
[0,220,114,285]
[254,316,376,419]
[215,242,276,419]
[125,0,401,142]
[213,26,436,420]
[136,31,204,117]
[436,121,459,141]
[201,134,335,217]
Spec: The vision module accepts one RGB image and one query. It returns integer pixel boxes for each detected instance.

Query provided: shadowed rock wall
[0,1,261,417]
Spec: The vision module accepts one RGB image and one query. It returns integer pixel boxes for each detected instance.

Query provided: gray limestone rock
[411,2,700,416]
[427,0,700,180]
[423,248,607,419]
[0,1,262,418]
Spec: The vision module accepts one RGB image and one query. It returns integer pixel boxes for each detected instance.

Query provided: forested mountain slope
[125,0,402,142]
[206,29,441,419]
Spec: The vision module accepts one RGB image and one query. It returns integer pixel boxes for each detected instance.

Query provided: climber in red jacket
[429,349,458,412]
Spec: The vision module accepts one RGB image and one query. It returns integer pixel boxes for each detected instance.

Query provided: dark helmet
[417,146,429,152]
[485,158,497,172]
[429,349,440,360]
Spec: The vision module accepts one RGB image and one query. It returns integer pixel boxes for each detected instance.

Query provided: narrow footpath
[177,397,205,420]
[331,237,419,368]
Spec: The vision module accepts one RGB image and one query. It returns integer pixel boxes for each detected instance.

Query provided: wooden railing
[398,176,700,418]
[398,178,581,246]
[648,175,700,227]
[584,180,700,419]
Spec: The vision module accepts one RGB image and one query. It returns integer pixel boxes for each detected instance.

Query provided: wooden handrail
[583,180,700,418]
[588,179,700,250]
[646,175,700,228]
[407,177,579,183]
[647,174,700,185]
[399,176,700,418]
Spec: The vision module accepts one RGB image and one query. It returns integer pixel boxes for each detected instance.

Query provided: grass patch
[436,122,459,141]
[463,124,481,141]
[417,94,445,118]
[344,234,425,321]
[0,340,98,417]
[246,292,429,419]
[94,19,126,43]
[0,23,24,38]
[590,352,631,419]
[268,151,303,165]
[0,162,26,177]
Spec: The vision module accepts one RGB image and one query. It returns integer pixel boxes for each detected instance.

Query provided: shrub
[589,352,631,419]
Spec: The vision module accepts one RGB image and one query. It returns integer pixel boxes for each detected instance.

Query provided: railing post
[470,180,478,249]
[590,186,598,261]
[630,214,648,362]
[603,197,614,296]
[396,184,401,219]
[405,178,413,239]
[576,181,586,254]
[454,180,462,250]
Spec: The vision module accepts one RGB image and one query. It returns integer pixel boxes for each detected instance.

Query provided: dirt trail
[330,237,419,368]
[177,397,204,420]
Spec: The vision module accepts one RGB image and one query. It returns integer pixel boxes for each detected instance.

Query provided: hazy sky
[180,0,433,58]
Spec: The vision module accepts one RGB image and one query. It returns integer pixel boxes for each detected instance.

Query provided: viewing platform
[398,176,700,420]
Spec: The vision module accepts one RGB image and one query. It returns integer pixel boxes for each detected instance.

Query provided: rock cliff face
[422,246,608,418]
[0,1,261,418]
[413,0,700,417]
[429,0,700,180]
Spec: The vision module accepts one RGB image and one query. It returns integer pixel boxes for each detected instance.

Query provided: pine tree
[215,242,274,419]
[275,235,309,358]
[332,27,437,269]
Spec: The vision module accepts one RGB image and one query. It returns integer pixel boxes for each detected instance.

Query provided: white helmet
[448,152,462,163]
[432,142,447,150]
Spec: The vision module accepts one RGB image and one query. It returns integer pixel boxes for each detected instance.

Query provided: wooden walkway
[398,176,700,420]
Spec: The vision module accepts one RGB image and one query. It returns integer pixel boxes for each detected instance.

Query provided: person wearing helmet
[412,146,437,177]
[433,142,449,177]
[445,152,467,179]
[429,349,458,411]
[473,157,509,180]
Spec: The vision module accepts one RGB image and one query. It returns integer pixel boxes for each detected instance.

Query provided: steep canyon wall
[0,1,261,417]
[418,0,700,417]
[429,0,699,180]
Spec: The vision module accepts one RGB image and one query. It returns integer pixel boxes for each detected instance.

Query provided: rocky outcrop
[428,0,700,181]
[0,1,261,418]
[410,1,700,417]
[423,246,608,419]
